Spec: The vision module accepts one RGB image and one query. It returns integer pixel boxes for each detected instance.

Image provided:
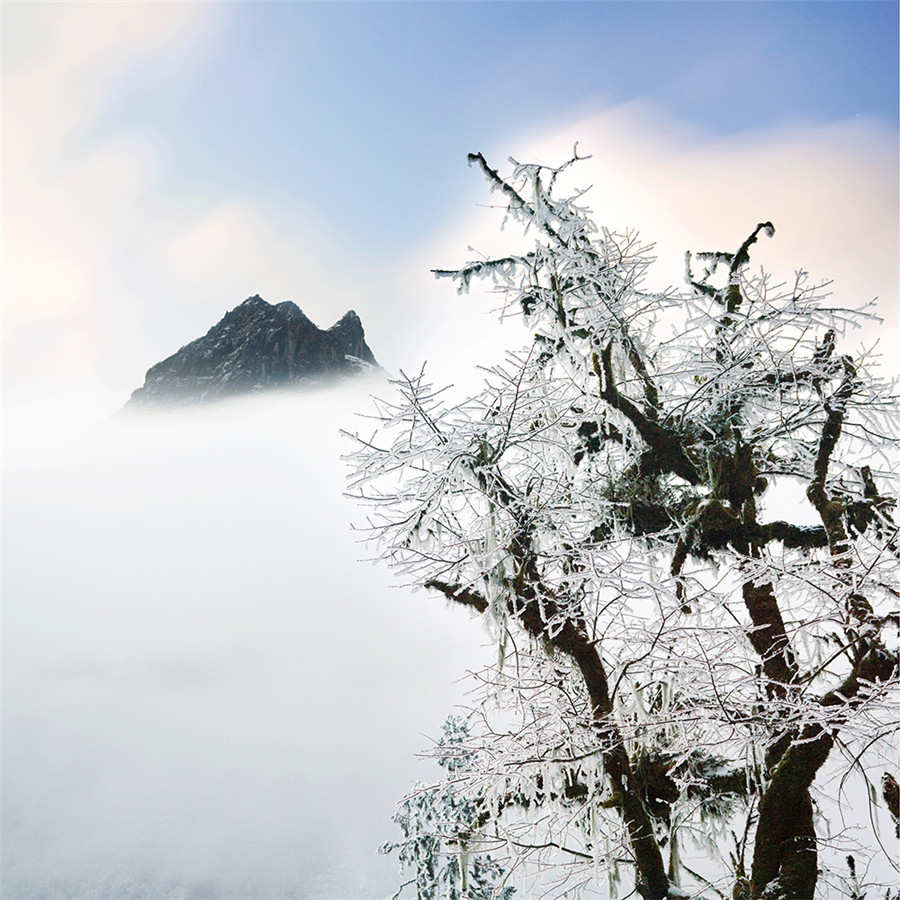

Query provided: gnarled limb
[806,356,857,565]
[424,578,488,613]
[741,579,797,701]
[622,334,661,420]
[466,152,570,249]
[749,411,897,898]
[594,343,700,485]
[754,520,827,550]
[730,222,775,277]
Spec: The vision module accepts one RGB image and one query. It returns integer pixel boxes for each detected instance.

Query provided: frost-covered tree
[345,150,900,899]
[380,716,517,900]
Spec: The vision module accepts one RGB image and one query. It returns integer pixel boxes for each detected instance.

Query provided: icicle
[607,837,619,900]
[667,820,681,885]
[459,844,468,895]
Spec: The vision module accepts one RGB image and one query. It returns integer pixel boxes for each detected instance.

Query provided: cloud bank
[3,385,488,898]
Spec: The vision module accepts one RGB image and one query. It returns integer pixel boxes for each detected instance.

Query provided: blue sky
[89,1,898,251]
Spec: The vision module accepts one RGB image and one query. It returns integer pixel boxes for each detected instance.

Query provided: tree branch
[754,520,828,550]
[806,356,856,562]
[594,343,701,485]
[730,222,775,276]
[425,579,489,614]
[742,578,798,698]
[467,152,568,247]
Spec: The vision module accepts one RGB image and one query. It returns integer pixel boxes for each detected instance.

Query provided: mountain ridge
[127,295,378,407]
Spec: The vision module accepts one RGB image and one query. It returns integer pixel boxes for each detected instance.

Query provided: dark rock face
[127,296,378,407]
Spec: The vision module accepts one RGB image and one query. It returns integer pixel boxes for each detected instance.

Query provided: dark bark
[806,357,857,565]
[506,543,670,900]
[750,647,898,899]
[423,579,489,614]
[882,773,900,838]
[741,579,797,699]
[748,358,855,899]
[751,737,826,900]
[594,344,701,486]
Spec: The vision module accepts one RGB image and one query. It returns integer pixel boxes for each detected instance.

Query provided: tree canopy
[346,150,900,900]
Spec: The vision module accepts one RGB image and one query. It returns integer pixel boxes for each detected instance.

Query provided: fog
[2,381,489,899]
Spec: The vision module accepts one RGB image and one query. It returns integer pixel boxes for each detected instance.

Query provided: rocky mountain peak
[127,296,378,408]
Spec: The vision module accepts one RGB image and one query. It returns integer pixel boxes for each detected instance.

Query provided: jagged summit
[127,295,378,407]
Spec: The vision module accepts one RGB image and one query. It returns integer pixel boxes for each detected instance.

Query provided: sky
[2,2,899,898]
[2,1,897,424]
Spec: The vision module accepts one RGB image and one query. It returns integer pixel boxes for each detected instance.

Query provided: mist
[2,381,489,899]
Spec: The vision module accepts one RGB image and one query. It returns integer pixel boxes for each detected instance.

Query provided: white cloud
[1,4,215,405]
[2,3,203,161]
[6,9,894,421]
[164,200,363,332]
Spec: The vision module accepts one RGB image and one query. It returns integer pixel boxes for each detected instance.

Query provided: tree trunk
[750,731,833,900]
[568,641,670,900]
